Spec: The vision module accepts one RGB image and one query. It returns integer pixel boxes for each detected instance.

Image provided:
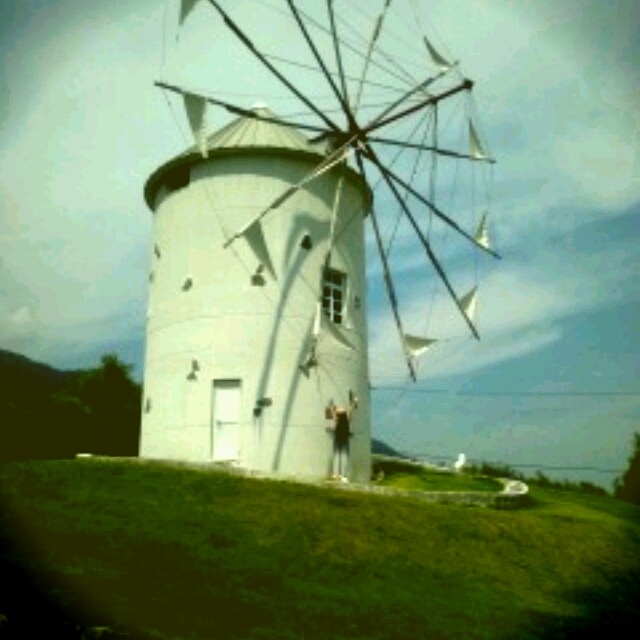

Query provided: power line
[370,387,640,397]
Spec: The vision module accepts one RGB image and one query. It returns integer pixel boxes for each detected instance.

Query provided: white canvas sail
[242,219,276,281]
[403,334,437,358]
[313,301,322,338]
[459,287,478,323]
[180,0,202,26]
[474,212,490,250]
[183,92,208,158]
[424,36,452,71]
[469,121,489,160]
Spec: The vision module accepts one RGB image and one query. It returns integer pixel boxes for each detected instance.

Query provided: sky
[1,0,638,488]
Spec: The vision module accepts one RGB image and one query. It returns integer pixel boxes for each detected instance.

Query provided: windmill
[139,0,498,482]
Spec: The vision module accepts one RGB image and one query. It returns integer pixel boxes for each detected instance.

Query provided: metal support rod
[224,135,358,248]
[369,156,501,259]
[368,136,496,163]
[364,67,451,131]
[353,0,393,113]
[363,78,473,136]
[206,0,341,132]
[286,0,357,131]
[326,0,350,108]
[155,80,330,135]
[355,151,417,381]
[362,144,481,340]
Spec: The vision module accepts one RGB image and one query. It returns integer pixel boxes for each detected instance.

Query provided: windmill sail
[403,334,437,359]
[180,0,202,26]
[459,287,478,323]
[469,121,489,160]
[242,219,276,280]
[183,92,208,158]
[424,36,452,71]
[312,301,322,338]
[474,212,490,249]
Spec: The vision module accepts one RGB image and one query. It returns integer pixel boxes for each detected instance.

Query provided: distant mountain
[0,349,140,463]
[0,349,77,398]
[1,348,405,464]
[371,438,408,458]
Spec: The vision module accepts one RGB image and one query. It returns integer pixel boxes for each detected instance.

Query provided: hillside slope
[1,459,639,640]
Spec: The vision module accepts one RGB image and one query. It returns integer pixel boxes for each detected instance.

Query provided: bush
[465,461,525,481]
[613,432,640,505]
[371,457,423,478]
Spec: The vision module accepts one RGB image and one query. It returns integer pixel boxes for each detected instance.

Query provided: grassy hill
[1,459,639,639]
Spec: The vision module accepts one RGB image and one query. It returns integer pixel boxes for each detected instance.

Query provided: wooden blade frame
[355,151,417,381]
[361,143,481,340]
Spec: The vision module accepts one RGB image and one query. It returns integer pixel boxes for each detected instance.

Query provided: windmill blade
[423,36,453,71]
[326,0,350,108]
[403,334,437,359]
[323,169,346,270]
[459,287,478,324]
[182,92,208,158]
[280,3,422,98]
[224,138,357,248]
[206,0,340,133]
[286,1,356,129]
[180,0,202,26]
[242,219,277,281]
[364,69,450,134]
[370,158,501,259]
[156,81,329,136]
[367,135,495,163]
[313,301,322,337]
[469,120,492,160]
[353,0,393,113]
[474,212,490,250]
[363,78,473,136]
[355,151,417,381]
[361,143,481,340]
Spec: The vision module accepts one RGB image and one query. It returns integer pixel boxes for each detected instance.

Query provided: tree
[613,431,640,505]
[59,354,142,456]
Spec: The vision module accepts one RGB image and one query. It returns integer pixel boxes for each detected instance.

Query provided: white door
[211,379,241,461]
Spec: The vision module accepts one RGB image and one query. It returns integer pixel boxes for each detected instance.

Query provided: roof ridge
[178,106,322,156]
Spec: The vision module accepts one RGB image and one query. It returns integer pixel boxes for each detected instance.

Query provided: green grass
[1,459,639,640]
[373,458,503,492]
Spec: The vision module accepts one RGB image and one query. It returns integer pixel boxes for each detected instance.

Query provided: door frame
[210,378,242,461]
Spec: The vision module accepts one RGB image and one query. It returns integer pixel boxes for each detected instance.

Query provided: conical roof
[145,105,331,209]
[180,106,323,156]
[144,105,369,211]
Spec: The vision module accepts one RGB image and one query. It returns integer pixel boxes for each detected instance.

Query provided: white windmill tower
[139,0,498,483]
[140,103,373,481]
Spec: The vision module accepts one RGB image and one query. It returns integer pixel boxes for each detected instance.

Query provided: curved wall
[140,151,371,482]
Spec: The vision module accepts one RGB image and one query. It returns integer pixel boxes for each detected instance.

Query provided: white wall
[140,151,371,482]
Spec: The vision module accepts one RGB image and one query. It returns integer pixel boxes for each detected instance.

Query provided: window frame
[321,267,347,326]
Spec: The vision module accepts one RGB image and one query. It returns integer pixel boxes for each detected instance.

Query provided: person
[327,390,358,482]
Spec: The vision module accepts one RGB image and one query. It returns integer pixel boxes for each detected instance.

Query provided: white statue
[454,453,466,472]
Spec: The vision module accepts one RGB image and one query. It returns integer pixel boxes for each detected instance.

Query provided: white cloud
[9,306,32,326]
[367,232,638,383]
[554,129,639,206]
[0,0,637,386]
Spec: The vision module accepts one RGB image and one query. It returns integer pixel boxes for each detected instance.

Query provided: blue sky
[1,0,638,488]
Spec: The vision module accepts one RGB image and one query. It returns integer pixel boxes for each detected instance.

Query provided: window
[322,268,346,325]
